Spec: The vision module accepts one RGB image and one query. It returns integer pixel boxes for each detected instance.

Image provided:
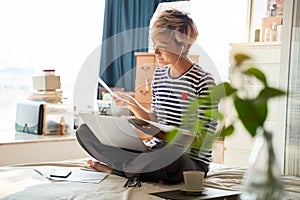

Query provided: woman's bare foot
[87,160,112,173]
[158,180,168,185]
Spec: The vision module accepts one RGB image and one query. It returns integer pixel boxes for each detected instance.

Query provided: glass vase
[240,127,288,200]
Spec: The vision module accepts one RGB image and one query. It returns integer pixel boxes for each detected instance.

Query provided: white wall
[190,0,249,81]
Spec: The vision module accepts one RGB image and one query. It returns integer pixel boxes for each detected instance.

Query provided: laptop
[79,113,149,152]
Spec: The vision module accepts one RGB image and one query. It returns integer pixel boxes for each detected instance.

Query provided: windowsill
[0,129,89,166]
[0,129,77,145]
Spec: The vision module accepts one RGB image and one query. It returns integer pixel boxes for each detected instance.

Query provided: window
[0,1,249,132]
[190,0,249,81]
[0,0,104,131]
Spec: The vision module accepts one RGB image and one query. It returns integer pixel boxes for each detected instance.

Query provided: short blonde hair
[151,9,198,49]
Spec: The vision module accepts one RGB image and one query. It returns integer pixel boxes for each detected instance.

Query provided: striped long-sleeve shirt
[151,63,218,165]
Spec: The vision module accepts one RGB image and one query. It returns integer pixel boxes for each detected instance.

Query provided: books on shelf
[27,90,65,102]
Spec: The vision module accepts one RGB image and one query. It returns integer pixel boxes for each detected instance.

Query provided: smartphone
[50,169,72,178]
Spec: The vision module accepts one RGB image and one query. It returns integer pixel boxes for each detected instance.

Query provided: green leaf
[204,110,224,121]
[219,124,234,137]
[253,101,268,126]
[256,87,286,102]
[191,131,206,149]
[251,87,285,126]
[234,53,251,66]
[209,82,237,102]
[165,128,179,143]
[202,131,218,149]
[182,99,199,129]
[233,96,261,137]
[194,119,205,133]
[244,67,268,86]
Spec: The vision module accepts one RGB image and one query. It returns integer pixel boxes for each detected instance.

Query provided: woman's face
[152,32,182,66]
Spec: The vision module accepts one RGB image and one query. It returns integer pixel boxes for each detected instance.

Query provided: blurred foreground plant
[166,53,287,200]
[166,53,286,149]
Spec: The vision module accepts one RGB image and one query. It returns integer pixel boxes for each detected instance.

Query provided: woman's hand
[113,92,137,108]
[134,127,153,142]
[113,91,151,120]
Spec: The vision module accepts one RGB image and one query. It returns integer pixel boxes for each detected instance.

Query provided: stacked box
[32,75,61,91]
[28,70,64,103]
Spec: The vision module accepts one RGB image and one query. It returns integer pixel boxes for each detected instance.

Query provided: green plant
[166,53,288,199]
[166,53,286,148]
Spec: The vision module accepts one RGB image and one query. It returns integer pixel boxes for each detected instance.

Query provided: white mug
[183,171,205,191]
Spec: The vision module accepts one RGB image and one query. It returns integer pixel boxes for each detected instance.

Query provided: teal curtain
[99,0,185,91]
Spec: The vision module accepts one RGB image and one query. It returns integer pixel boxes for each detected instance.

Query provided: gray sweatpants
[76,123,208,184]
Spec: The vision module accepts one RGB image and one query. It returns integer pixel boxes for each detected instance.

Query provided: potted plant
[167,53,287,199]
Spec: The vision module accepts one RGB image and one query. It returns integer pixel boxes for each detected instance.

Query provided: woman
[76,9,218,184]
